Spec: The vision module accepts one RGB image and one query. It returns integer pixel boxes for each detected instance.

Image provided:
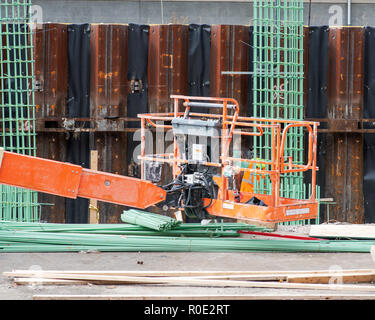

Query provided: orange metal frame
[138,95,320,223]
[0,95,318,223]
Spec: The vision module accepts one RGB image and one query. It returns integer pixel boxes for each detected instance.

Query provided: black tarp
[363,27,375,223]
[304,133,327,222]
[303,27,329,221]
[364,27,375,122]
[67,24,91,117]
[127,24,149,173]
[306,26,329,119]
[303,26,329,222]
[127,24,149,83]
[188,24,210,113]
[364,135,375,223]
[65,133,90,223]
[65,24,91,223]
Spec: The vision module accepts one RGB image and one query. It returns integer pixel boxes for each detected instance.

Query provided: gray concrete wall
[32,0,375,26]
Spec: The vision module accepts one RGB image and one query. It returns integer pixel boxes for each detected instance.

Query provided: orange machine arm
[0,148,166,209]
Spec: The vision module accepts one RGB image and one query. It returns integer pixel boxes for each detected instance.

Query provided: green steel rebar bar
[0,220,274,236]
[121,209,182,231]
[0,229,374,253]
[0,0,40,222]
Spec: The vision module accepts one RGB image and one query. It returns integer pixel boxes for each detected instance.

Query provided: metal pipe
[348,0,351,26]
[183,102,237,110]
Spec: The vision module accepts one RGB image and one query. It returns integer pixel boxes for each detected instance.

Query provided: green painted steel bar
[0,0,40,222]
[0,220,273,233]
[0,229,374,253]
[121,209,182,231]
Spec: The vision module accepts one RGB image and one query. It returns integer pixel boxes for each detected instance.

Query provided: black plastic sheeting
[127,24,149,82]
[364,27,375,122]
[188,24,210,113]
[306,26,329,119]
[363,27,375,223]
[304,133,327,222]
[363,135,375,223]
[67,24,91,117]
[65,134,90,223]
[127,24,149,173]
[65,24,91,223]
[303,27,329,221]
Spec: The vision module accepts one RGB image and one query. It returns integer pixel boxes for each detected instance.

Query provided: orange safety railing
[138,95,320,222]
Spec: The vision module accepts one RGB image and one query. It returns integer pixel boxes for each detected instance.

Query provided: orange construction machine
[0,95,319,223]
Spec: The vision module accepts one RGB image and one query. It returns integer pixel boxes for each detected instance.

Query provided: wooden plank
[6,269,375,278]
[11,274,288,283]
[33,294,375,300]
[89,150,99,224]
[310,224,375,239]
[7,272,375,291]
[14,278,88,285]
[287,272,375,284]
[237,219,277,231]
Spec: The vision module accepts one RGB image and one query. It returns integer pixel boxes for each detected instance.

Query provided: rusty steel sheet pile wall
[34,23,68,223]
[325,27,365,224]
[33,23,374,224]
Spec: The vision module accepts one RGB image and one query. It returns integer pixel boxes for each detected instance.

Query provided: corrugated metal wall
[33,23,374,224]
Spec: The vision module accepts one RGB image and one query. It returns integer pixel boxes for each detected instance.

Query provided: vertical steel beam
[90,24,128,223]
[210,25,249,116]
[326,27,365,223]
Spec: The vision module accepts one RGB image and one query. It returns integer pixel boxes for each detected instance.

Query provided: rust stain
[148,25,189,113]
[210,25,249,115]
[90,24,128,119]
[34,23,68,118]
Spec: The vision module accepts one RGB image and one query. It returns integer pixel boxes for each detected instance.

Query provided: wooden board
[14,278,88,285]
[287,272,375,284]
[6,269,375,278]
[12,274,288,283]
[6,272,375,292]
[237,219,277,231]
[310,224,375,239]
[89,150,98,224]
[33,294,375,300]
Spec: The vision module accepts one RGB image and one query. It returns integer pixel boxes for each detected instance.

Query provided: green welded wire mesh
[252,0,319,225]
[0,0,40,222]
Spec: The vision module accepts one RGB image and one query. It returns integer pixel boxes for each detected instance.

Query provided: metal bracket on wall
[130,79,143,93]
[33,79,43,92]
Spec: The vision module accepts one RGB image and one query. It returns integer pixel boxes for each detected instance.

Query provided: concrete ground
[1,250,375,300]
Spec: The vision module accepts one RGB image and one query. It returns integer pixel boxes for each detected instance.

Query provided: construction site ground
[1,226,375,300]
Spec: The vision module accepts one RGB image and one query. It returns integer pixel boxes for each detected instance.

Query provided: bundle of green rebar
[0,211,373,253]
[120,209,181,231]
[0,228,374,253]
[0,219,272,238]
